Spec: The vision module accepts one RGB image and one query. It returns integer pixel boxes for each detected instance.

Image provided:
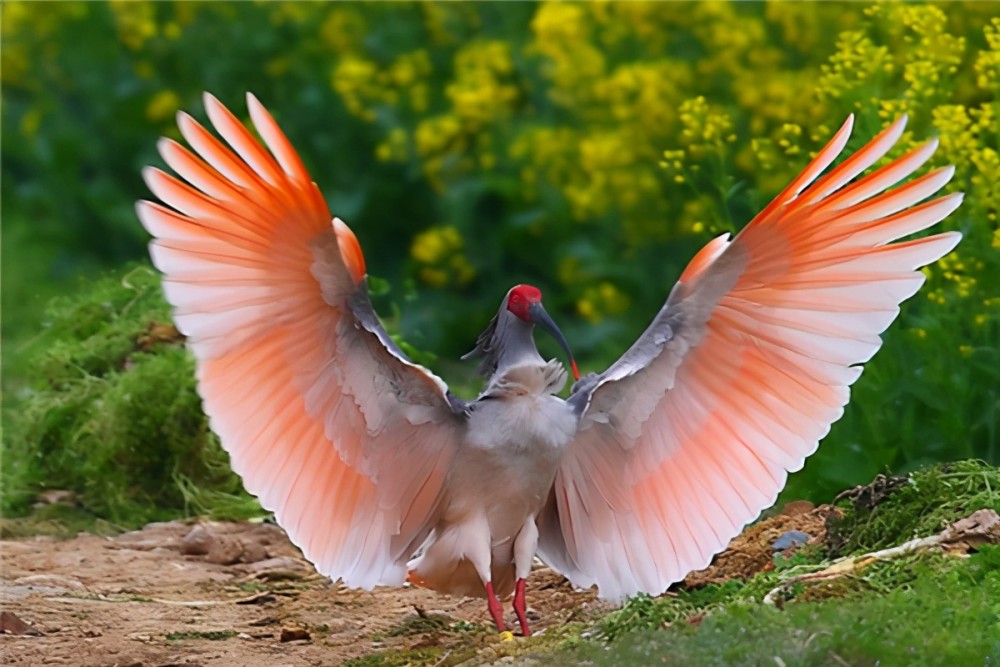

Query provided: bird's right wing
[538,115,963,600]
[138,93,467,589]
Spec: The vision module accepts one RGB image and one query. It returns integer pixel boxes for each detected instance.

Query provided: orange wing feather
[541,116,962,599]
[139,93,461,589]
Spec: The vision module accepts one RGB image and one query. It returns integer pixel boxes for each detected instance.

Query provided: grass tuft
[2,264,261,527]
[573,462,1000,666]
[574,548,1000,667]
[827,459,1000,556]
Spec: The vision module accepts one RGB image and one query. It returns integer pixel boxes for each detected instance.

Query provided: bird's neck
[483,359,567,398]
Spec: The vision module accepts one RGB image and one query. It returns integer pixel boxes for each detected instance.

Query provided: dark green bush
[2,266,258,525]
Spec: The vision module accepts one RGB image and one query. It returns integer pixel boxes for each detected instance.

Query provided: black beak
[528,301,580,381]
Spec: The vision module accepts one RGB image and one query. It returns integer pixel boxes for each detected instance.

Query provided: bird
[138,92,962,637]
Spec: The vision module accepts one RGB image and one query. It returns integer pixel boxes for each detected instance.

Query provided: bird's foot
[498,630,515,642]
[485,581,507,632]
[513,577,532,637]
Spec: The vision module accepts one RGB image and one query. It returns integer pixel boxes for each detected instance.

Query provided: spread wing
[538,115,963,600]
[138,93,466,589]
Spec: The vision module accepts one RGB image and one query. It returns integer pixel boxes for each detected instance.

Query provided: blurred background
[2,2,997,526]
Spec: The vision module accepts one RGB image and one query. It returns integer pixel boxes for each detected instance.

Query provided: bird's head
[463,284,579,382]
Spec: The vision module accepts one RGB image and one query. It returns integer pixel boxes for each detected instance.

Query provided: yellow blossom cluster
[933,103,998,224]
[975,18,1000,93]
[577,282,630,325]
[924,252,980,305]
[817,31,893,104]
[409,226,476,288]
[412,40,517,185]
[529,3,606,109]
[447,41,517,129]
[332,49,432,123]
[12,1,991,332]
[676,97,736,161]
[108,0,157,52]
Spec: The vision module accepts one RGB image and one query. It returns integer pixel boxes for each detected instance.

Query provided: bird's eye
[511,294,521,304]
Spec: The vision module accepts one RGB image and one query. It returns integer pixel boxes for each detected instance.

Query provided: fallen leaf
[0,610,42,635]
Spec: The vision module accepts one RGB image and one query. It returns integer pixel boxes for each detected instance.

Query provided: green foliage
[577,463,1000,666]
[2,2,997,513]
[578,554,1000,666]
[597,461,999,638]
[342,648,447,667]
[2,265,259,525]
[828,459,1000,555]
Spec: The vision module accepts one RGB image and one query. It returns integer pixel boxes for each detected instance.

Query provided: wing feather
[140,93,465,589]
[545,116,962,599]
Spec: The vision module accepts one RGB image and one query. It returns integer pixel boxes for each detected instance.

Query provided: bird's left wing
[537,116,962,600]
[138,93,466,589]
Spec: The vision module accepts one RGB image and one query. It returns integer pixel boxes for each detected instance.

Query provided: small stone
[772,530,811,551]
[205,537,244,565]
[280,627,311,642]
[240,541,268,564]
[180,524,213,556]
[34,489,78,506]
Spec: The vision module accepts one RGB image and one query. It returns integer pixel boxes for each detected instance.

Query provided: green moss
[828,460,1000,556]
[572,548,1000,666]
[574,463,1000,665]
[386,612,453,637]
[2,264,260,527]
[342,648,446,667]
[0,502,120,539]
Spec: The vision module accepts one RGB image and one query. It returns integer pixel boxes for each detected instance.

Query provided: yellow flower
[320,8,367,54]
[410,227,475,287]
[677,96,734,160]
[817,31,891,101]
[375,128,409,163]
[146,90,180,123]
[331,56,381,122]
[109,0,157,51]
[577,282,630,324]
[447,41,518,128]
[975,18,1000,92]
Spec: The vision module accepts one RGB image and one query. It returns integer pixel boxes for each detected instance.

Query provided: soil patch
[0,521,607,666]
[1,504,844,666]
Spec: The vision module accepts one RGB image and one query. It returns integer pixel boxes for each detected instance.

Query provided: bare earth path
[0,521,607,666]
[0,505,830,666]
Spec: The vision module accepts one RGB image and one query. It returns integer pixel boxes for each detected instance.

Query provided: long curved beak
[528,302,580,381]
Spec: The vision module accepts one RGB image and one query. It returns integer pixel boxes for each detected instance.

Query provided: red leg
[513,577,531,636]
[485,581,507,632]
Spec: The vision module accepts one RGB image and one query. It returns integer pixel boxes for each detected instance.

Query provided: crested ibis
[138,93,962,636]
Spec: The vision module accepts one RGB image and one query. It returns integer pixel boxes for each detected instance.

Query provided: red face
[506,284,542,322]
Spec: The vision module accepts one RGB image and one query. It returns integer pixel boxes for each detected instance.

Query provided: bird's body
[139,93,962,636]
[414,358,576,599]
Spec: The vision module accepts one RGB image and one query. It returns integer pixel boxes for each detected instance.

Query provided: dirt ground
[0,504,833,666]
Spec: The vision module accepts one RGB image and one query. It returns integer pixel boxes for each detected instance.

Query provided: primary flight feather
[139,93,961,635]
